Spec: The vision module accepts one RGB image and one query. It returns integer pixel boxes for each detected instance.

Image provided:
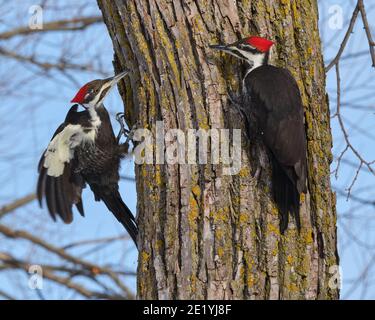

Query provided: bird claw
[116,112,129,144]
[116,112,125,123]
[116,116,140,155]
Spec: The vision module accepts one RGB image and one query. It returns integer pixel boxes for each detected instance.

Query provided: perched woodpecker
[37,71,138,245]
[210,36,307,232]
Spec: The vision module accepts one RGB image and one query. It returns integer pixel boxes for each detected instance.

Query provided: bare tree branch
[332,62,375,197]
[120,175,136,182]
[0,193,36,219]
[0,16,103,40]
[334,188,375,206]
[0,224,134,299]
[325,3,360,72]
[326,0,375,71]
[0,252,126,300]
[358,0,375,67]
[341,50,373,61]
[327,1,375,199]
[0,47,107,75]
[62,235,129,250]
[0,288,16,300]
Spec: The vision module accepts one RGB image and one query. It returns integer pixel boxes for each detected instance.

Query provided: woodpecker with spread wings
[37,71,138,245]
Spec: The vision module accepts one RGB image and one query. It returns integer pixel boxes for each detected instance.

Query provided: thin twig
[0,16,103,40]
[346,162,363,199]
[334,188,375,206]
[332,62,374,197]
[0,289,16,300]
[0,252,125,300]
[325,3,360,72]
[63,235,129,250]
[120,175,136,182]
[358,0,375,67]
[0,193,36,219]
[0,224,134,299]
[0,47,106,75]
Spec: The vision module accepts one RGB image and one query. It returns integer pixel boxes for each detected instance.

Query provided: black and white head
[71,71,129,108]
[210,36,274,70]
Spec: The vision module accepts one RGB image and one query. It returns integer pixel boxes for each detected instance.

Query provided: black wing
[37,105,87,223]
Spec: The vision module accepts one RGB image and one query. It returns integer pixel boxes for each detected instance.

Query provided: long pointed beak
[107,70,129,86]
[210,43,246,62]
[114,70,129,82]
[209,44,229,51]
[209,44,238,56]
[93,70,130,105]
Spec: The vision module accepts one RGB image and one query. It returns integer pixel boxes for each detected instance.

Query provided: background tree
[98,0,338,299]
[0,0,374,300]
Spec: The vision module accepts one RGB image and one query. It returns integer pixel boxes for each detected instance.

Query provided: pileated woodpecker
[37,71,138,245]
[210,36,307,232]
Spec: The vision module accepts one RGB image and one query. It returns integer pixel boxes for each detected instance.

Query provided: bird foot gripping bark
[116,113,140,140]
[116,112,128,144]
[116,112,140,155]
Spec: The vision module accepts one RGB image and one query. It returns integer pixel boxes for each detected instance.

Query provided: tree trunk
[97,0,339,300]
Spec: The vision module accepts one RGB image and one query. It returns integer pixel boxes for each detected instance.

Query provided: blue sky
[0,0,374,299]
[320,0,375,299]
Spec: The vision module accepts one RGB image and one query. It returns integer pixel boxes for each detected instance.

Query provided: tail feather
[37,165,47,207]
[55,175,73,223]
[100,190,138,246]
[45,175,57,221]
[271,157,301,233]
[75,200,85,217]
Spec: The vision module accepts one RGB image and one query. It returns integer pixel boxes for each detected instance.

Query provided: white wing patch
[43,124,96,177]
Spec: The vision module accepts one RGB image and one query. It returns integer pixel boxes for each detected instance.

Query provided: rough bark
[97,0,339,300]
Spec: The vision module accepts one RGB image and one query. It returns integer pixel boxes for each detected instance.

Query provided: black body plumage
[245,65,307,231]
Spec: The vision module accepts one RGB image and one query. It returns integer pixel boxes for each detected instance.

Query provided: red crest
[245,36,274,52]
[71,84,89,103]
